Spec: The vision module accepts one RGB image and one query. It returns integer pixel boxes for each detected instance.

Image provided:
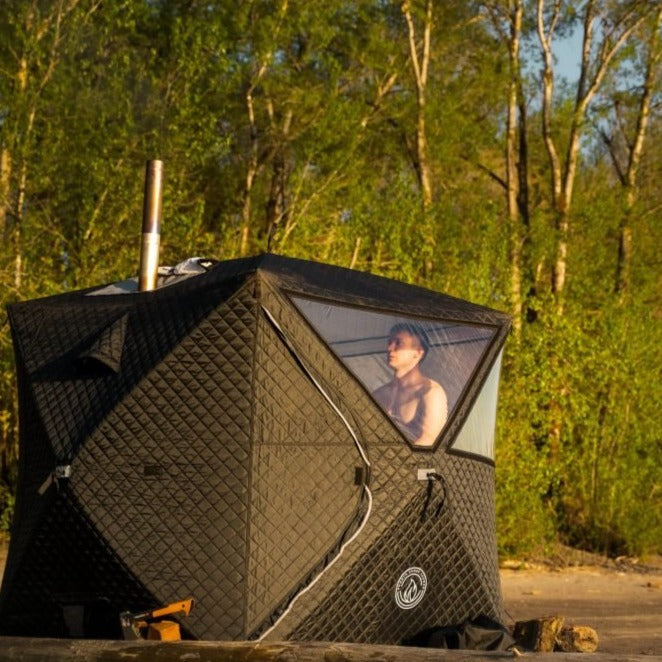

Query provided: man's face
[387,330,424,374]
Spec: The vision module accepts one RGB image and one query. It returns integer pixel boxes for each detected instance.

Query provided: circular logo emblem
[394,567,428,610]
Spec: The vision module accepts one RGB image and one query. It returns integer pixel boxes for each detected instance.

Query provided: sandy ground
[0,540,661,656]
[500,561,662,656]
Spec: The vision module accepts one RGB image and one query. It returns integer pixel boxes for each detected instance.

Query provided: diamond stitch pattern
[2,255,510,644]
[247,315,364,633]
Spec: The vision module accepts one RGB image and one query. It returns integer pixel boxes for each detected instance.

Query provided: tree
[597,5,662,300]
[535,0,655,308]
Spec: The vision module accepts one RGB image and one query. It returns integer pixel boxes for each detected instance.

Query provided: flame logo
[400,578,420,605]
[394,567,427,610]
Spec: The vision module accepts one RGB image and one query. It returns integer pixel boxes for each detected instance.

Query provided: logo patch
[394,567,427,610]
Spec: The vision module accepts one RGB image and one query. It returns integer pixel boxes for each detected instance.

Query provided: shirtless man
[373,324,448,446]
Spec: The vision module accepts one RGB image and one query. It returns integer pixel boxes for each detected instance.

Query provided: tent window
[448,350,503,461]
[290,296,496,448]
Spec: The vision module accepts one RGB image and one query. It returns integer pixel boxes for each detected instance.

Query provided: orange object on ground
[147,620,181,640]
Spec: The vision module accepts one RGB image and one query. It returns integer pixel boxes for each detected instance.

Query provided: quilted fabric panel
[19,306,132,464]
[253,254,511,327]
[10,277,245,466]
[289,480,501,643]
[256,281,503,643]
[263,440,502,642]
[246,314,365,633]
[0,486,155,637]
[71,284,258,640]
[442,454,502,616]
[0,374,57,621]
[260,442,429,640]
[8,301,127,376]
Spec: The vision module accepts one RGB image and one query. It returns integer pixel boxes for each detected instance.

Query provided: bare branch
[597,127,626,185]
[464,155,508,190]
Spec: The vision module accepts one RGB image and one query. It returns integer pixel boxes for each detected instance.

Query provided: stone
[555,625,599,653]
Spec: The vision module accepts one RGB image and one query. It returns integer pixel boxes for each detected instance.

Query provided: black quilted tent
[0,253,511,643]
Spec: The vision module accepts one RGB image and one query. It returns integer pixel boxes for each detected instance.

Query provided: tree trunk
[265,105,292,248]
[537,0,648,310]
[615,5,661,300]
[0,149,10,243]
[506,0,524,338]
[402,0,434,211]
[240,83,260,257]
[238,0,289,256]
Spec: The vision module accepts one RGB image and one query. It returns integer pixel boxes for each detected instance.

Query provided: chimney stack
[138,160,163,292]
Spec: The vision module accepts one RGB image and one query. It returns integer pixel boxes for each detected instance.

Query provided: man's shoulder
[424,378,446,396]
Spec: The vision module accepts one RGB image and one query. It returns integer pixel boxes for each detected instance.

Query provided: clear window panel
[449,350,503,460]
[291,296,497,448]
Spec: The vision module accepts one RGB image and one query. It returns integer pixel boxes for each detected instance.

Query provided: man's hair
[389,323,430,359]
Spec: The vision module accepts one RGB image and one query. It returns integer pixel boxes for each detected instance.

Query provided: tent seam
[257,305,373,640]
[242,273,261,637]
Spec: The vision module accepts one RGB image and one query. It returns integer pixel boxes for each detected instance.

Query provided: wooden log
[512,615,564,652]
[0,637,657,662]
[2,636,653,661]
[0,638,514,662]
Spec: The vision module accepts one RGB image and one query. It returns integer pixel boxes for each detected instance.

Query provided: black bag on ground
[403,614,516,651]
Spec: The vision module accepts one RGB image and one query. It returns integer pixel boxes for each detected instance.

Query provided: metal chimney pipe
[138,160,163,292]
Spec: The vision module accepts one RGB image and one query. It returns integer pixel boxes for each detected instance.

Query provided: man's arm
[413,382,448,446]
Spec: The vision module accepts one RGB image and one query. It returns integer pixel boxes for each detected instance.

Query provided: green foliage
[555,300,662,556]
[0,485,14,533]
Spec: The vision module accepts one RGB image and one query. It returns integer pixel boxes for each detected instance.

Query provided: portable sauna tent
[0,253,511,643]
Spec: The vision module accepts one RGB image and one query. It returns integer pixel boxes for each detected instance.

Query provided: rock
[555,625,599,653]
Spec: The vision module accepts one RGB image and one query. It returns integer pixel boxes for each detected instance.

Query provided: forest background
[0,0,660,559]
